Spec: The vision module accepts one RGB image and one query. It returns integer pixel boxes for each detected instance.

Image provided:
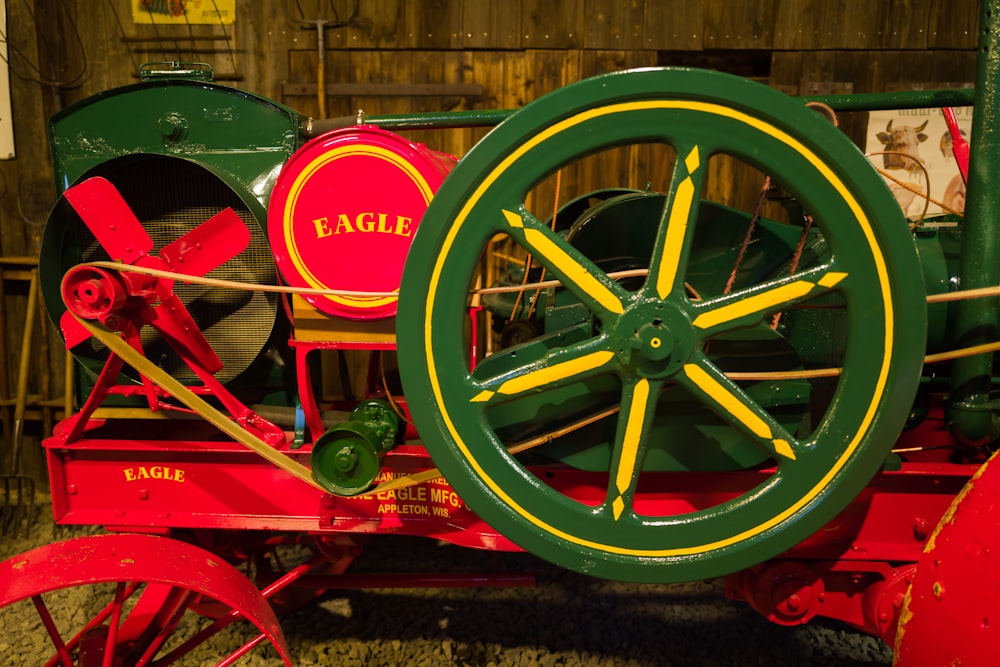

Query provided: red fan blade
[160,208,251,277]
[151,294,223,374]
[63,177,154,265]
[60,310,93,349]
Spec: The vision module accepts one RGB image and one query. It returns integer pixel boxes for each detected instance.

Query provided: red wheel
[0,534,293,666]
[895,451,1000,667]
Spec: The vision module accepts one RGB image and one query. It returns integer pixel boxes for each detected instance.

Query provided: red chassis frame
[42,396,974,647]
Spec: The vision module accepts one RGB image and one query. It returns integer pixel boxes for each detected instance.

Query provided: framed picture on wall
[865,105,971,220]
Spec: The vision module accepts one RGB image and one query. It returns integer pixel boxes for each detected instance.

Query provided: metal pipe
[371,90,975,131]
[799,88,975,112]
[300,88,976,137]
[948,0,1000,446]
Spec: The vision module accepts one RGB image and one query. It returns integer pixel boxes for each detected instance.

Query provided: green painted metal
[42,78,304,398]
[47,79,304,199]
[138,61,215,82]
[480,188,644,326]
[947,0,1000,446]
[912,228,962,354]
[798,89,974,112]
[352,89,975,134]
[481,193,810,472]
[311,400,403,495]
[397,67,926,583]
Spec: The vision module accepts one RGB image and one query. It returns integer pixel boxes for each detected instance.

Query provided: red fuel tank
[268,126,456,320]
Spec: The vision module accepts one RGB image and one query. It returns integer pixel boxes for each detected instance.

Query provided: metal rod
[948,0,1000,446]
[311,89,977,135]
[799,88,975,112]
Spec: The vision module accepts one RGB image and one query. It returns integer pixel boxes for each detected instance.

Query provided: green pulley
[311,400,402,496]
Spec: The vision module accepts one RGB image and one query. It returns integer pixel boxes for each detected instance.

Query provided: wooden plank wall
[1,0,982,484]
[8,1,981,225]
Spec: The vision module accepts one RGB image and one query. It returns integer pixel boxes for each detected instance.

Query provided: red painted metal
[291,337,397,443]
[54,177,288,449]
[59,177,250,355]
[43,431,519,549]
[725,408,981,643]
[268,125,456,320]
[893,450,1000,667]
[61,176,155,267]
[727,561,827,626]
[43,409,974,557]
[41,408,978,646]
[726,560,917,645]
[0,533,293,666]
[943,107,970,183]
[39,235,995,660]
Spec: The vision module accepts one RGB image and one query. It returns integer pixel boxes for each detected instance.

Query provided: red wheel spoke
[129,588,199,667]
[157,555,326,666]
[102,581,129,667]
[33,595,74,667]
[216,633,270,667]
[40,582,143,667]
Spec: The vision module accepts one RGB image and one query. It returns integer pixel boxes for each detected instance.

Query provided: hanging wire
[19,0,56,76]
[0,1,88,88]
[208,0,238,79]
[771,214,814,330]
[864,150,936,226]
[182,4,196,46]
[104,0,140,75]
[142,2,178,62]
[723,176,770,296]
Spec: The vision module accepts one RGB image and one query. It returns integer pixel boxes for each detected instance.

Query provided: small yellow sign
[133,0,235,25]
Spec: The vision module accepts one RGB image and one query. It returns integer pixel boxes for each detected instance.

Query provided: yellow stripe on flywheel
[502,209,624,315]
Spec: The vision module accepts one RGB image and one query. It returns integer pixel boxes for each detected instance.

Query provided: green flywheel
[397,68,926,583]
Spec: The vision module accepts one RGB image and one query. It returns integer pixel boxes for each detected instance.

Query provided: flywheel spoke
[603,376,664,521]
[469,334,615,405]
[680,358,801,462]
[691,265,846,336]
[499,207,629,321]
[646,141,708,301]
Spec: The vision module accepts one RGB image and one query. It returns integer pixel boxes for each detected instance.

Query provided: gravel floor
[0,495,894,667]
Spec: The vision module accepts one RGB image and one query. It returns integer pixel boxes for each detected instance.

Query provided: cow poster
[865,106,972,219]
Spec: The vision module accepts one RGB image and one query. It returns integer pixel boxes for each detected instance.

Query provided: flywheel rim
[398,67,926,582]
